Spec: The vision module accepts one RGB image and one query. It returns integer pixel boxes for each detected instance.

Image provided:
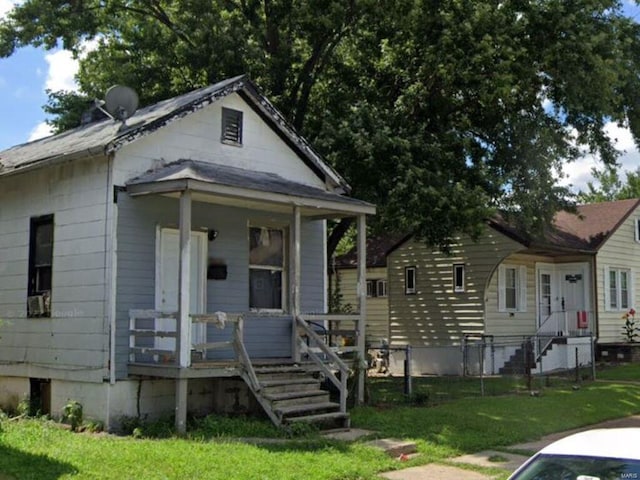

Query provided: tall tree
[2,0,640,251]
[578,166,640,203]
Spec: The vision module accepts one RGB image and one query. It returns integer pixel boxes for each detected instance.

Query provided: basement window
[221,107,243,146]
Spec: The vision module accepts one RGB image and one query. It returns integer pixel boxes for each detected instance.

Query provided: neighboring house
[376,199,640,375]
[332,235,403,347]
[0,75,374,431]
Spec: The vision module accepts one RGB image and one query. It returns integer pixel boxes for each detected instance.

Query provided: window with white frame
[249,226,284,310]
[635,218,640,243]
[367,279,388,298]
[498,265,527,312]
[405,266,416,295]
[605,267,632,311]
[453,264,465,293]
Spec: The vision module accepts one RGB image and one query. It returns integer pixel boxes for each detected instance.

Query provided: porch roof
[125,159,375,217]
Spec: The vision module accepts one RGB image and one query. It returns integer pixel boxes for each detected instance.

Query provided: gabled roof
[334,233,406,268]
[352,198,640,263]
[0,75,349,192]
[490,198,640,253]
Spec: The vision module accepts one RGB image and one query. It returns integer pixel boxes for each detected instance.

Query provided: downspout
[103,152,118,386]
[592,253,599,340]
[100,151,118,430]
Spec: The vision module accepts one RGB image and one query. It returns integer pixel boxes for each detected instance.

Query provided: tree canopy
[577,166,640,203]
[3,0,640,251]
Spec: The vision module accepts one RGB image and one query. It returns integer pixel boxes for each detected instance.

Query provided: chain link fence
[366,334,596,405]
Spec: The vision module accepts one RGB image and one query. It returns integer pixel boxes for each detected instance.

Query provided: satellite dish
[104,85,139,121]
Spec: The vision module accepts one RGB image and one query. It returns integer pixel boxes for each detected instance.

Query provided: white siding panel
[113,93,326,189]
[0,156,109,382]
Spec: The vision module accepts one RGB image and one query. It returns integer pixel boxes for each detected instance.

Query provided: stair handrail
[296,315,349,413]
[232,315,261,392]
[535,310,567,360]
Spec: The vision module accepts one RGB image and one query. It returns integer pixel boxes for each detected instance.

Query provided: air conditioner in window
[27,294,50,317]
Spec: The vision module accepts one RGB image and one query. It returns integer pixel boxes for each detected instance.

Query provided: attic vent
[221,108,243,146]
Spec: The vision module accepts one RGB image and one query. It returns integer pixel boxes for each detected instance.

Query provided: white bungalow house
[0,75,374,431]
[347,199,640,375]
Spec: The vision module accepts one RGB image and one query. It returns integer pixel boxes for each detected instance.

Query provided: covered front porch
[122,160,375,431]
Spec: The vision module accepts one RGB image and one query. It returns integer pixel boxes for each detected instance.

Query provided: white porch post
[291,205,302,362]
[175,189,192,434]
[356,214,367,404]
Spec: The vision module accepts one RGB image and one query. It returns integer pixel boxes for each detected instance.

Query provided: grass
[1,368,640,479]
[366,371,584,406]
[596,362,640,381]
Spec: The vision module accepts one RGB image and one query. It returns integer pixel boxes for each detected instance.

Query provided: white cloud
[28,122,53,142]
[44,50,79,92]
[42,38,100,92]
[0,0,16,19]
[560,122,640,193]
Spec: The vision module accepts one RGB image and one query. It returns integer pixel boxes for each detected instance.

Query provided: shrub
[62,400,83,432]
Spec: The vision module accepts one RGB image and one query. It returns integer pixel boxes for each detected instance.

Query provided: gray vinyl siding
[387,228,522,347]
[115,195,325,376]
[0,156,110,383]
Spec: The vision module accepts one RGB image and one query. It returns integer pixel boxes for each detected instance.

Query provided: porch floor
[128,357,295,379]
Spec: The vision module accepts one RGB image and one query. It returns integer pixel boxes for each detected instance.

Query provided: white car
[508,428,640,480]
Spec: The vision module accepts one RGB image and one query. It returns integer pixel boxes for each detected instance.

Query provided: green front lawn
[1,375,640,479]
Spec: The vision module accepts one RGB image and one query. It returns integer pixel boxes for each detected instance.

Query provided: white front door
[559,268,586,314]
[155,228,207,351]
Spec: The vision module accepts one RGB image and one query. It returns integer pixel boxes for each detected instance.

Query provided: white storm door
[537,268,554,330]
[155,228,207,351]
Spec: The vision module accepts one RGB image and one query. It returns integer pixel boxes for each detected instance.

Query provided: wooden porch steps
[243,363,349,429]
[286,411,350,424]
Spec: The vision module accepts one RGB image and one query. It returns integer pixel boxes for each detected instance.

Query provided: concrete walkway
[378,414,640,480]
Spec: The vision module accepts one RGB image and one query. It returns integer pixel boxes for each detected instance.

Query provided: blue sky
[1,1,640,193]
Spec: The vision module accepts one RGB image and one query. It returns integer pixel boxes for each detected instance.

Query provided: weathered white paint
[112,93,326,190]
[356,214,367,404]
[0,377,29,411]
[155,227,207,350]
[0,156,110,382]
[290,206,301,362]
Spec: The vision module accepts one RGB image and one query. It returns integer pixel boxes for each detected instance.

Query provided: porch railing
[296,314,360,415]
[128,310,258,388]
[535,309,592,360]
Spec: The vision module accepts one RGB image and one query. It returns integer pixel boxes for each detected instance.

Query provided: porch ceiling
[126,159,375,218]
